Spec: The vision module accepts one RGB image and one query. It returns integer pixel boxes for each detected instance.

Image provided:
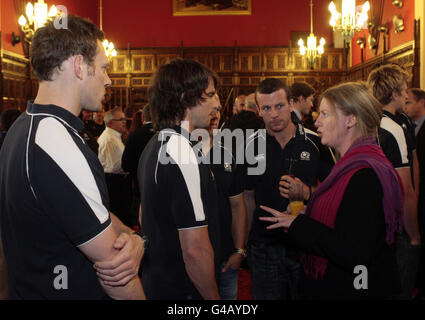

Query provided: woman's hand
[259,205,298,231]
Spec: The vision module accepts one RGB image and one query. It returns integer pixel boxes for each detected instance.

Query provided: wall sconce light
[378,23,389,34]
[11,32,21,46]
[393,14,405,33]
[379,22,389,53]
[392,0,403,8]
[356,37,366,48]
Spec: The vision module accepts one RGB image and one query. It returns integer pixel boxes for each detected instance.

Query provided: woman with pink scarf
[260,82,404,299]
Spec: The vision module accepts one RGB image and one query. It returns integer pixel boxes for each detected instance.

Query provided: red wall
[1,0,24,55]
[352,0,414,66]
[102,0,334,48]
[1,0,97,55]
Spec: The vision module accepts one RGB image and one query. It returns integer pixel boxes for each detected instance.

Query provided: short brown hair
[30,14,104,81]
[320,82,382,138]
[367,64,410,106]
[255,78,291,106]
[408,88,425,101]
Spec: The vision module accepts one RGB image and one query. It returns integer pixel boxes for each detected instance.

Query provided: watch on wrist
[235,248,247,259]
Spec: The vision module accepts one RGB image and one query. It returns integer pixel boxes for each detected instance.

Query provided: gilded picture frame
[173,0,252,16]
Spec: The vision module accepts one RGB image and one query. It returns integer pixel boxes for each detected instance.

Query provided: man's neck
[382,103,397,115]
[292,106,302,120]
[34,81,81,116]
[268,121,296,149]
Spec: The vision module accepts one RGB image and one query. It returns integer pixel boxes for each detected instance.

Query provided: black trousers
[105,173,134,227]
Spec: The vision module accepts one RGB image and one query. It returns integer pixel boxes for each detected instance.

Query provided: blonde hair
[320,82,383,137]
[367,64,410,105]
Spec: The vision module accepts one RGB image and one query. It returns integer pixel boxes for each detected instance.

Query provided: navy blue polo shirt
[379,111,410,170]
[245,123,331,245]
[138,126,220,300]
[0,102,111,299]
[207,138,244,263]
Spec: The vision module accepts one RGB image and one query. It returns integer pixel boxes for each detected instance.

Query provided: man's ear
[73,55,84,80]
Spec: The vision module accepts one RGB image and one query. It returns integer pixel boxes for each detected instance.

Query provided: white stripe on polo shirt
[35,117,109,224]
[381,116,409,165]
[166,133,206,222]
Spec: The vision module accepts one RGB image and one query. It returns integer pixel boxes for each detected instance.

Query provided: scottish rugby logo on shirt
[300,151,310,161]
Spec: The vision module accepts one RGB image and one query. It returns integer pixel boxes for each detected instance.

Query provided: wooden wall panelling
[1,49,32,113]
[107,46,351,112]
[347,41,416,86]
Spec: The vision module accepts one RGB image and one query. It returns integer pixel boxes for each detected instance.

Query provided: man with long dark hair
[138,59,221,300]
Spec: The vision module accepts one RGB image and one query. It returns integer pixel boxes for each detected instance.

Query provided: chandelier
[298,0,325,69]
[100,0,117,58]
[329,0,370,43]
[17,0,59,44]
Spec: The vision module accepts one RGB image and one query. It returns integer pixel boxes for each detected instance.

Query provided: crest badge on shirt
[224,163,232,172]
[300,151,310,161]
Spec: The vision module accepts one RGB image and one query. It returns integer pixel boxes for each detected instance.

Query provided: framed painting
[173,0,252,16]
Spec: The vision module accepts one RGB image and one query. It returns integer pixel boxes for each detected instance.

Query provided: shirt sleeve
[31,117,111,247]
[165,134,208,230]
[379,120,409,168]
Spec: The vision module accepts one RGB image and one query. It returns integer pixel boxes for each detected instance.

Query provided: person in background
[405,88,425,136]
[290,82,315,127]
[89,108,106,138]
[202,94,247,300]
[368,64,420,299]
[98,107,133,227]
[122,104,156,229]
[0,109,21,150]
[128,109,143,136]
[260,82,403,299]
[405,88,425,298]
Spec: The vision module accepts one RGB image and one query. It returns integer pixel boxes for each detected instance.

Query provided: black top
[223,110,265,132]
[0,102,111,299]
[122,122,155,191]
[245,123,333,245]
[85,120,105,138]
[395,112,416,185]
[138,126,219,300]
[288,169,401,299]
[0,131,5,150]
[416,123,425,230]
[207,139,244,262]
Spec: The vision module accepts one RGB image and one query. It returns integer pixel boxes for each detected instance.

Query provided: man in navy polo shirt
[0,15,144,299]
[243,78,333,300]
[138,59,220,300]
[368,64,420,299]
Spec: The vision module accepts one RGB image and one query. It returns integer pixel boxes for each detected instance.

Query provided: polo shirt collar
[26,101,84,133]
[266,122,305,146]
[383,110,397,122]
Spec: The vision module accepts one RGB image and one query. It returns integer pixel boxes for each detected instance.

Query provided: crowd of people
[0,14,424,300]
